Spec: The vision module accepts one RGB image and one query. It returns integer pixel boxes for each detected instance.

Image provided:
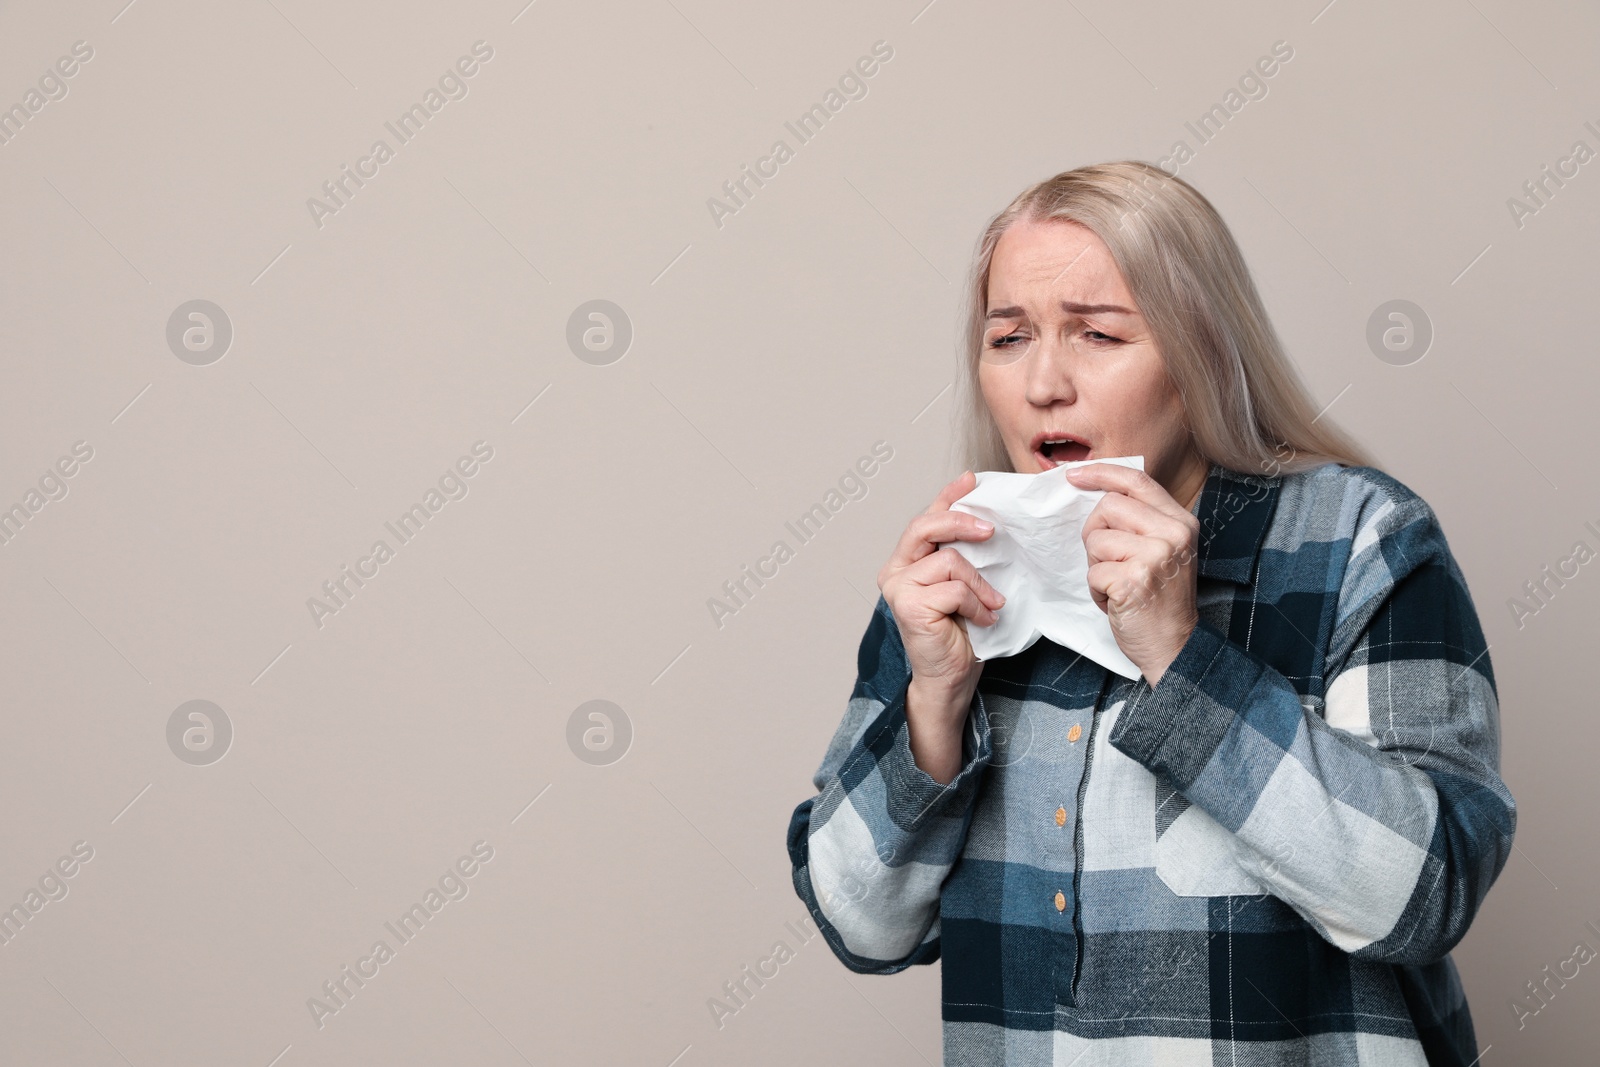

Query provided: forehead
[987,217,1132,308]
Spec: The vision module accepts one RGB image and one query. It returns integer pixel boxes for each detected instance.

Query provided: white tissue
[943,455,1145,680]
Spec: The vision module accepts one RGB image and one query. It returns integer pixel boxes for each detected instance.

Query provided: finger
[1086,558,1171,616]
[1086,559,1140,613]
[1083,526,1192,570]
[886,507,995,573]
[881,471,981,577]
[1083,558,1110,612]
[906,545,1006,611]
[1082,491,1194,547]
[1082,527,1145,567]
[1065,463,1197,528]
[921,578,997,628]
[924,470,978,515]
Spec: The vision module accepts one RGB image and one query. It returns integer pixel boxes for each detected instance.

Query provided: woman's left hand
[1063,463,1200,687]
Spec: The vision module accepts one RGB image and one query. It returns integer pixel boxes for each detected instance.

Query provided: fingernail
[975,519,994,530]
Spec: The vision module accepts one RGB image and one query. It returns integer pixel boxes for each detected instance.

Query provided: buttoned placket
[1062,670,1130,1008]
[1039,656,1112,1011]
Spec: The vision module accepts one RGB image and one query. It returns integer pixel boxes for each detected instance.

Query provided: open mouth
[1033,435,1091,469]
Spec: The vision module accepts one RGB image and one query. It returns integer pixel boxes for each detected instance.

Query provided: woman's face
[978,215,1209,511]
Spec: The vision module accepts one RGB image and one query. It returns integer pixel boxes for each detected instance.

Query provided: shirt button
[1055,806,1066,827]
[1067,723,1083,743]
[1054,891,1066,912]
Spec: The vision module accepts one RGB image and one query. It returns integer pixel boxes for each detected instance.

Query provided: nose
[1022,330,1077,407]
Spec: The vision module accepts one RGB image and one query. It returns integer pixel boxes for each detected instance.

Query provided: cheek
[1090,363,1178,445]
[1139,384,1191,458]
[1149,377,1188,432]
[1113,362,1179,421]
[978,368,1014,424]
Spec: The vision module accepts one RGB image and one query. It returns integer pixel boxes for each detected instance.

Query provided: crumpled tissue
[943,455,1145,679]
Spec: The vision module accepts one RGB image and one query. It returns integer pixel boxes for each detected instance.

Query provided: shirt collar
[1188,462,1282,586]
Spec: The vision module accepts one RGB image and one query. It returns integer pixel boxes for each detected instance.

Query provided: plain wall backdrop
[0,0,1595,1063]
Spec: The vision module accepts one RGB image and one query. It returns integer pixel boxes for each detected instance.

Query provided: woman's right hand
[877,470,1007,704]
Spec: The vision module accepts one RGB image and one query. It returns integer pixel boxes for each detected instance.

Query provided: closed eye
[983,327,1124,351]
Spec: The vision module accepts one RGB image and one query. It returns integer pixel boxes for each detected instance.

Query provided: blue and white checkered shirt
[787,460,1515,1066]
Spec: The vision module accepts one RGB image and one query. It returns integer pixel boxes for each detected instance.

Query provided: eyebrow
[986,301,1137,320]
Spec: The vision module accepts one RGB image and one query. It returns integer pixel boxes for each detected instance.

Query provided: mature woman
[786,161,1514,1066]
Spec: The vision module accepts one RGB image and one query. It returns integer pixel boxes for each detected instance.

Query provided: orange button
[1054,891,1066,912]
[1067,724,1083,743]
[1055,806,1066,827]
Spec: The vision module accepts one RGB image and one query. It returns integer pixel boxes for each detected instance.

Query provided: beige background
[0,0,1595,1063]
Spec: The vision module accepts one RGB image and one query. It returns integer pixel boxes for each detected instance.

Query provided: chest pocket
[1153,787,1268,898]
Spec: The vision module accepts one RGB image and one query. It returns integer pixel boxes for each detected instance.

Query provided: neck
[1171,454,1210,514]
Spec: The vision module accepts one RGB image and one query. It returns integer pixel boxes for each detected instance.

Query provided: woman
[786,161,1514,1066]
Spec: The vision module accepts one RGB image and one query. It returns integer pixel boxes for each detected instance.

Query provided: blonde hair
[954,160,1378,479]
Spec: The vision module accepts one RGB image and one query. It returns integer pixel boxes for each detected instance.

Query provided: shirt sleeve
[1108,482,1516,965]
[786,596,993,974]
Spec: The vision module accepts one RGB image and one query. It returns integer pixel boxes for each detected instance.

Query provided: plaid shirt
[787,460,1515,1066]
